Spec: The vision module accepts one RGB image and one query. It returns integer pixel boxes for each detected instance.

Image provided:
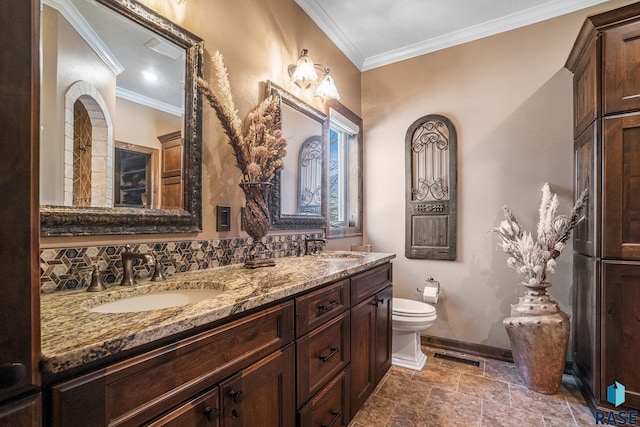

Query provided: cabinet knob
[0,363,26,388]
[203,406,219,422]
[228,389,244,403]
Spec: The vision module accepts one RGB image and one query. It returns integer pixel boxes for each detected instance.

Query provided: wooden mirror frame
[40,0,203,236]
[267,81,327,230]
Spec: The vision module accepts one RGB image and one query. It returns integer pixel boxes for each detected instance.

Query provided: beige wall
[361,0,635,351]
[41,0,362,247]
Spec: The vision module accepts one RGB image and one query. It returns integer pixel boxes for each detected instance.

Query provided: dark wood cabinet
[0,0,41,423]
[572,33,599,138]
[603,114,640,259]
[220,344,295,427]
[297,368,349,427]
[602,262,640,409]
[573,122,599,257]
[50,302,294,427]
[349,264,392,419]
[603,20,640,115]
[567,2,640,411]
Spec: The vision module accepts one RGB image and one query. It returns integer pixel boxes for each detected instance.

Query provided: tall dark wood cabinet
[566,2,640,411]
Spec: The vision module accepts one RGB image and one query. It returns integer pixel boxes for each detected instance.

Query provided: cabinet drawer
[146,387,219,427]
[351,263,392,305]
[298,368,350,427]
[297,311,350,406]
[296,279,350,337]
[51,302,294,427]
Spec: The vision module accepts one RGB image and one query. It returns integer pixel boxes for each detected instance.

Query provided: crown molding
[43,0,124,75]
[116,87,183,117]
[296,0,610,71]
[294,0,365,69]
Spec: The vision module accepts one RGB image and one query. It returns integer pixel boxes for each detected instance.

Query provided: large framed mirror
[267,82,327,230]
[40,0,203,236]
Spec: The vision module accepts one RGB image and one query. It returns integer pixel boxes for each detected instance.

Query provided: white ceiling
[295,0,611,71]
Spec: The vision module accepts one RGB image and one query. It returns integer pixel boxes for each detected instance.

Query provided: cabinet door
[602,262,640,409]
[603,20,640,115]
[572,253,600,400]
[375,286,393,383]
[220,344,295,427]
[349,297,376,418]
[574,122,599,257]
[573,34,599,137]
[146,387,219,427]
[603,115,640,259]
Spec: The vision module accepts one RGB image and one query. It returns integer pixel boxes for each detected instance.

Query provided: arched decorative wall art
[405,114,457,260]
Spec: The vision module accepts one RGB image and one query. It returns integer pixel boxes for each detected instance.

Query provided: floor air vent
[433,352,480,367]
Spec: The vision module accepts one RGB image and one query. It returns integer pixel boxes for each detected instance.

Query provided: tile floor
[348,346,599,427]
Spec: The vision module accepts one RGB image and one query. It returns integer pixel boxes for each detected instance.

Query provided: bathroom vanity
[40,252,394,426]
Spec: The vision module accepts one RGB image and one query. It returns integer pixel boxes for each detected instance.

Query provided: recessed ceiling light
[141,70,158,83]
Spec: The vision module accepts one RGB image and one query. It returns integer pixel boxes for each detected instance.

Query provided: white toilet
[391,298,437,371]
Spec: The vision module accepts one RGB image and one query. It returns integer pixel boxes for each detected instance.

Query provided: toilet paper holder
[417,276,440,294]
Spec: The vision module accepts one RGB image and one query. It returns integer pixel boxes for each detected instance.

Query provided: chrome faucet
[304,235,327,255]
[119,245,155,286]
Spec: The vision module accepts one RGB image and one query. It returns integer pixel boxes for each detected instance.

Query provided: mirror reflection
[267,82,327,230]
[40,0,184,209]
[39,0,203,236]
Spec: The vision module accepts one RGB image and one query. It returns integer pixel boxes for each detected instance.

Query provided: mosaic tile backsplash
[40,233,322,293]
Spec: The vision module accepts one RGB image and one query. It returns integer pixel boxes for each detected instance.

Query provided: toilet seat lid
[393,298,435,316]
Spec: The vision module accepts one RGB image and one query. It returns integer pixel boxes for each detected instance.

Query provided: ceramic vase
[239,182,275,268]
[503,282,569,395]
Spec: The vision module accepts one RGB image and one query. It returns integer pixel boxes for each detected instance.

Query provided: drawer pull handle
[203,406,219,422]
[317,300,339,312]
[370,297,379,306]
[321,410,342,427]
[228,389,244,403]
[319,347,341,362]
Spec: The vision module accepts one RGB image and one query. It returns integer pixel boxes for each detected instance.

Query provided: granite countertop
[40,251,395,375]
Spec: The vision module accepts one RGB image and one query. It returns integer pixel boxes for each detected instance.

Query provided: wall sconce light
[288,49,340,101]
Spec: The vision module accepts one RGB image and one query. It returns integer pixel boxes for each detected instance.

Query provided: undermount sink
[88,289,223,313]
[312,252,366,261]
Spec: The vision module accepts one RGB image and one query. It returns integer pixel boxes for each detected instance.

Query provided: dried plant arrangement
[495,183,588,286]
[197,51,287,183]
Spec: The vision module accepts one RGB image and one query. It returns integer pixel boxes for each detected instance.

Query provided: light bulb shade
[290,50,318,89]
[315,72,340,101]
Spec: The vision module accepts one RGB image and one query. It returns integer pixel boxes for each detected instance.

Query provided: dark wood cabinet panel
[158,131,183,210]
[573,122,599,257]
[349,296,376,418]
[298,368,349,427]
[296,311,350,406]
[375,286,393,383]
[0,0,41,406]
[0,393,41,427]
[572,253,600,400]
[602,262,640,409]
[295,279,350,338]
[603,20,640,115]
[603,114,640,259]
[351,263,391,305]
[573,34,599,138]
[220,344,295,427]
[146,387,219,427]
